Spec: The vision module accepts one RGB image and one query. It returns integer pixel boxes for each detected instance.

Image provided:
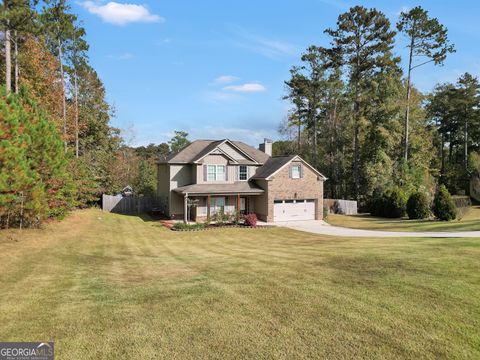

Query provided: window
[216,165,226,181]
[211,197,225,214]
[291,164,301,179]
[207,165,216,181]
[206,165,226,181]
[238,165,248,181]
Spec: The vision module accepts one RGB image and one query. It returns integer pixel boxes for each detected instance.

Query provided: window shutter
[225,166,228,181]
[203,165,207,182]
[300,164,303,178]
[236,166,239,180]
[289,165,292,178]
[246,166,249,179]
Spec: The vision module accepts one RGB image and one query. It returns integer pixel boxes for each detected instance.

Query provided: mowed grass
[327,206,480,232]
[0,209,479,359]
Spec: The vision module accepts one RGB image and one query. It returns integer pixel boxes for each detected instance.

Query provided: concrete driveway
[277,220,480,238]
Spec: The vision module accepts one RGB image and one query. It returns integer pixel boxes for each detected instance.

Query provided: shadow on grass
[109,212,167,223]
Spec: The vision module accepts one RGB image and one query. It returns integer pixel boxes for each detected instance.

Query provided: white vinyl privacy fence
[324,199,358,215]
[102,194,158,214]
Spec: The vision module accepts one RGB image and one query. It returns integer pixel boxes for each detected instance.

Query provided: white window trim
[238,165,248,181]
[291,164,301,179]
[206,164,226,182]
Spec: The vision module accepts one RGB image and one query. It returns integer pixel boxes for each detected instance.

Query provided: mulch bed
[158,221,275,231]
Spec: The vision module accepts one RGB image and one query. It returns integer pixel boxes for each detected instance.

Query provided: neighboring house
[157,139,326,222]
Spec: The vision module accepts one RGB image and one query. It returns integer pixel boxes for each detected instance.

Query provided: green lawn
[1,209,479,359]
[327,206,480,232]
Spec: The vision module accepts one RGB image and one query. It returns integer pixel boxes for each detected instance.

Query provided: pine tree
[20,87,75,218]
[397,6,454,161]
[41,0,76,151]
[325,6,398,199]
[0,87,45,227]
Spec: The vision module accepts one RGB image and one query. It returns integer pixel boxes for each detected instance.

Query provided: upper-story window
[238,165,248,181]
[206,165,226,181]
[291,164,302,179]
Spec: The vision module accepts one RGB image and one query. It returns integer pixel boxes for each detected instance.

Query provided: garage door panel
[274,200,315,222]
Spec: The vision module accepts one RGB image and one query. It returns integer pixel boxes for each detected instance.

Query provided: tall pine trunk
[464,111,468,171]
[353,80,360,200]
[58,39,67,152]
[14,30,18,94]
[74,67,79,158]
[297,119,301,152]
[352,52,361,200]
[404,32,415,162]
[5,27,11,93]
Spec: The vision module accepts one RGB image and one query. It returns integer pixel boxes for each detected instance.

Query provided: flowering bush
[244,213,257,227]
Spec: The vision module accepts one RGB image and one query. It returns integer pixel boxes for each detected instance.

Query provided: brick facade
[259,160,324,222]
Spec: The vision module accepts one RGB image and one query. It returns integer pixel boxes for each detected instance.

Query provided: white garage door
[273,199,315,222]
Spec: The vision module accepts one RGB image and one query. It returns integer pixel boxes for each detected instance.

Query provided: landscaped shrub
[369,187,407,218]
[213,210,229,225]
[172,222,205,231]
[433,185,457,221]
[406,191,430,219]
[244,213,257,227]
[369,191,387,217]
[323,206,329,220]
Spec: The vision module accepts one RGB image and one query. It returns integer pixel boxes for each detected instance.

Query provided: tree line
[0,1,190,228]
[279,5,479,206]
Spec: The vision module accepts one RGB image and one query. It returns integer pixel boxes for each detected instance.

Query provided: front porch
[172,182,264,223]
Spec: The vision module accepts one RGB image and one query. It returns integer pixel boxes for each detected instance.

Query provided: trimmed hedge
[406,192,430,220]
[370,187,407,218]
[433,185,457,221]
[172,222,206,231]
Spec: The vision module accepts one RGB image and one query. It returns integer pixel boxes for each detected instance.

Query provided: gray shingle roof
[161,140,218,163]
[173,181,264,195]
[160,139,270,164]
[251,155,296,179]
[231,141,270,164]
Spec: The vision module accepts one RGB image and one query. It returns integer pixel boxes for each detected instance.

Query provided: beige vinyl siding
[218,142,247,160]
[198,154,235,184]
[253,179,269,221]
[157,164,170,211]
[169,164,192,216]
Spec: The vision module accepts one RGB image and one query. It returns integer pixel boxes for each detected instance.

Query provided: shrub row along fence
[324,199,358,215]
[102,194,160,214]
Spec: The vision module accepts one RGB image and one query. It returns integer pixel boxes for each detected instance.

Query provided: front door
[240,197,246,214]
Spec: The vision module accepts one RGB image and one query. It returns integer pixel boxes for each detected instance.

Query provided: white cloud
[233,27,298,60]
[223,83,266,93]
[107,52,135,60]
[82,1,164,26]
[203,91,240,103]
[214,75,239,84]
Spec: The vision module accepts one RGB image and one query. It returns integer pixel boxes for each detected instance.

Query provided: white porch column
[184,193,188,223]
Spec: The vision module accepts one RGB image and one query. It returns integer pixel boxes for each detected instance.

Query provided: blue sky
[71,0,480,147]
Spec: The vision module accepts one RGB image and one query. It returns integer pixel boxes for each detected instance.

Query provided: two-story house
[157,139,326,223]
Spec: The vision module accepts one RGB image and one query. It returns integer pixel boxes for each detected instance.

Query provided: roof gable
[160,139,270,164]
[193,139,257,164]
[252,155,327,180]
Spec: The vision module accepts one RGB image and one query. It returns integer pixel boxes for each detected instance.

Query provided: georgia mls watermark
[0,342,54,360]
